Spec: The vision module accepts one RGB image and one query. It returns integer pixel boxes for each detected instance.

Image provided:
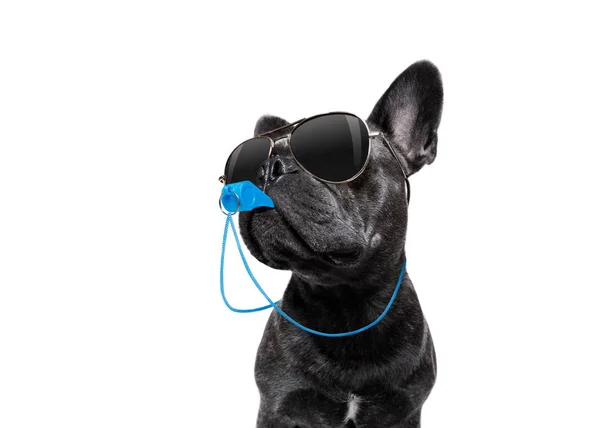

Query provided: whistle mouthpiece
[220,181,274,214]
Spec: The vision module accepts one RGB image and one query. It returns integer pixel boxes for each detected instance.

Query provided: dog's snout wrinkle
[298,199,335,224]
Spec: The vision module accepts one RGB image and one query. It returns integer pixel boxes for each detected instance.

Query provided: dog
[238,60,443,428]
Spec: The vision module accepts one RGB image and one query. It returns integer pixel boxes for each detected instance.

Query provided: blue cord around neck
[220,214,406,337]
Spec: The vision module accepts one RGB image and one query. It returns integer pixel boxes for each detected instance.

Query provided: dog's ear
[254,115,290,137]
[368,60,443,176]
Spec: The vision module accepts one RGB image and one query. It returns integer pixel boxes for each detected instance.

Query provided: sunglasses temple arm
[370,132,411,205]
[258,118,306,137]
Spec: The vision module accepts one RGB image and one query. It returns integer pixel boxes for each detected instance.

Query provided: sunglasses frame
[220,112,411,203]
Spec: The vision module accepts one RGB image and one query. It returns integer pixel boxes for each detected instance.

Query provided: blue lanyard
[220,214,406,337]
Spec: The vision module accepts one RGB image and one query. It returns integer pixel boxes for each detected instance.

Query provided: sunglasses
[220,112,411,202]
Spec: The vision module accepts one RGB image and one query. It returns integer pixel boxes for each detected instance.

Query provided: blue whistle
[220,181,274,214]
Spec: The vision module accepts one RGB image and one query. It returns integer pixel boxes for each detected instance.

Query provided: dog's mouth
[242,205,365,270]
[321,249,363,267]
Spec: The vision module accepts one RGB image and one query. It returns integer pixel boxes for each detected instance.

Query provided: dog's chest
[344,393,361,423]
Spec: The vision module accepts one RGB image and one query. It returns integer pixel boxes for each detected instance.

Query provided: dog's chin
[239,207,365,274]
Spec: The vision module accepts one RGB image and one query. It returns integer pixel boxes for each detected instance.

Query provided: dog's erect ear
[368,60,443,176]
[254,115,290,138]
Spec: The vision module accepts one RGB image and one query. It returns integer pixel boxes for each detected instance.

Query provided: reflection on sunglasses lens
[225,137,271,185]
[290,114,369,182]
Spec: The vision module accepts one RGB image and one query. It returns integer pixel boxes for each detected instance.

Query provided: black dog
[239,60,443,428]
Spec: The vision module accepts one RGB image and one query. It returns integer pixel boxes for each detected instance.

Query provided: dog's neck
[281,250,409,336]
[295,248,406,291]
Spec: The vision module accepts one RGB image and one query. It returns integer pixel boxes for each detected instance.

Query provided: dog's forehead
[269,136,291,156]
[273,136,290,146]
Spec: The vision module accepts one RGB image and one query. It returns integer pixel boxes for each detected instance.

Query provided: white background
[1,1,599,427]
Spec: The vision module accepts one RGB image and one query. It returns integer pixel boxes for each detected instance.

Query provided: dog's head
[239,61,443,285]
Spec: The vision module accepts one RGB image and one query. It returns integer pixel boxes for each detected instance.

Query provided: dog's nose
[258,155,298,186]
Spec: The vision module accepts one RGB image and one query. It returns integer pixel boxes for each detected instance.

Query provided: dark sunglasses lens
[224,137,271,185]
[290,114,369,182]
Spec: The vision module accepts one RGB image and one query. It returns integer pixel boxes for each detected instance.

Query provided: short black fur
[238,60,444,428]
